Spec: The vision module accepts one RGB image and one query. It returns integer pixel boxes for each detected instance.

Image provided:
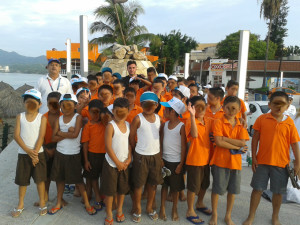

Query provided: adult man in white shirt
[36,59,72,114]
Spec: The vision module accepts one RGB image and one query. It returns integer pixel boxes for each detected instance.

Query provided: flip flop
[94,202,103,211]
[132,213,141,223]
[148,210,158,221]
[104,217,113,225]
[196,207,212,216]
[186,216,205,224]
[11,208,24,218]
[86,206,97,215]
[48,207,62,215]
[116,213,125,223]
[39,206,47,216]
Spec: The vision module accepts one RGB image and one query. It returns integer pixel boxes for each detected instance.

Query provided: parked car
[247,101,270,136]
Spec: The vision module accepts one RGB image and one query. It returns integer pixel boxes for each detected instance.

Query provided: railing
[60,69,81,75]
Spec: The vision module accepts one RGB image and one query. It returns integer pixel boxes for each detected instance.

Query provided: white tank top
[18,112,44,154]
[56,113,82,155]
[135,113,160,155]
[105,120,130,168]
[163,121,183,162]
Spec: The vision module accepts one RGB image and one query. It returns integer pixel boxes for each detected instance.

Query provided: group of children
[12,61,300,225]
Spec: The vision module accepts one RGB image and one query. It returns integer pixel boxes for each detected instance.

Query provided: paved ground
[0,141,299,225]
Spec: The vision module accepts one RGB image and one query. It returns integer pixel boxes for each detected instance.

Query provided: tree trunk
[262,18,273,88]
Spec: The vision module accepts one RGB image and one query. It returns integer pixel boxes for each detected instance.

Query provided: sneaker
[64,185,70,194]
[69,185,75,194]
[162,167,171,177]
[161,170,167,179]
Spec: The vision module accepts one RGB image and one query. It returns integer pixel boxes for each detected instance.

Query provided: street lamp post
[112,0,128,45]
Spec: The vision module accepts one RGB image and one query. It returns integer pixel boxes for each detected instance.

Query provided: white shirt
[36,74,72,114]
[163,121,183,162]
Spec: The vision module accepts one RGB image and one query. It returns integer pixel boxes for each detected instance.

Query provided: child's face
[141,101,158,115]
[113,106,129,121]
[129,83,139,92]
[226,85,239,96]
[193,100,206,118]
[113,83,125,96]
[125,92,136,105]
[163,107,173,119]
[152,83,163,96]
[47,97,60,114]
[96,76,103,86]
[269,96,289,117]
[100,112,113,126]
[98,89,112,106]
[147,72,156,83]
[88,80,98,91]
[77,91,90,104]
[24,98,40,113]
[102,72,112,84]
[189,86,198,98]
[61,101,75,116]
[168,79,177,91]
[89,107,101,122]
[207,92,220,106]
[223,102,240,119]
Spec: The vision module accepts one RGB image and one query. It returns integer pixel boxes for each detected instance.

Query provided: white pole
[237,30,250,100]
[80,15,88,77]
[184,53,190,79]
[280,71,283,87]
[66,38,71,80]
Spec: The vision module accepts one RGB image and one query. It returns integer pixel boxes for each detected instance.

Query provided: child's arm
[83,142,92,172]
[124,142,132,169]
[57,115,83,139]
[291,142,300,175]
[222,137,246,147]
[251,130,260,172]
[52,118,65,142]
[187,102,197,138]
[105,123,125,171]
[129,116,140,150]
[14,114,38,159]
[176,125,187,174]
[137,77,152,91]
[160,123,165,167]
[214,136,241,150]
[33,116,47,153]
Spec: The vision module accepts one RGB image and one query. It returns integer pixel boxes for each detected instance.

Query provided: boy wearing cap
[112,72,122,81]
[76,87,92,121]
[50,94,96,216]
[102,67,113,86]
[130,92,163,222]
[12,89,48,217]
[168,75,178,92]
[159,97,187,221]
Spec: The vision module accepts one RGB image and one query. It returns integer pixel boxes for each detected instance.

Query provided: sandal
[148,210,158,221]
[132,213,141,223]
[11,208,24,218]
[94,202,103,211]
[48,207,62,215]
[39,206,47,216]
[186,216,205,224]
[105,217,113,225]
[86,206,97,215]
[116,213,125,223]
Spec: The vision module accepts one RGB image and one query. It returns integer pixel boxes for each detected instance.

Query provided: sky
[0,0,299,57]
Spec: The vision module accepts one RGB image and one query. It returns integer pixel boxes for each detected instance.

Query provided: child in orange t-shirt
[113,79,125,100]
[205,87,225,120]
[98,85,114,107]
[87,75,99,101]
[243,91,300,225]
[129,77,151,106]
[172,85,191,125]
[156,75,172,101]
[124,87,143,124]
[209,96,249,225]
[81,99,106,211]
[185,96,213,224]
[152,79,167,121]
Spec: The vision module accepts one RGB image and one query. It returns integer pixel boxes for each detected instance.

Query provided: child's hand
[28,150,38,159]
[294,161,300,176]
[175,164,183,175]
[32,157,39,167]
[209,133,215,143]
[187,102,196,116]
[241,145,248,153]
[239,118,248,129]
[68,127,75,132]
[84,161,92,172]
[124,158,131,167]
[252,157,258,173]
[116,162,126,172]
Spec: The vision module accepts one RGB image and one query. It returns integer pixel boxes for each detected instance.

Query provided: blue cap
[101,67,112,74]
[140,91,159,103]
[113,72,122,80]
[48,58,60,65]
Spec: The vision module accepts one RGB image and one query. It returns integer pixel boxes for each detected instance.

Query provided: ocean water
[0,73,44,89]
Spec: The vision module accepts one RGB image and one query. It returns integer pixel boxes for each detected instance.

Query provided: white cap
[160,97,186,115]
[107,104,113,114]
[204,84,212,89]
[22,89,42,100]
[158,73,168,81]
[198,90,204,95]
[175,85,190,98]
[70,78,78,85]
[59,93,78,103]
[221,86,225,92]
[76,87,91,96]
[77,77,88,84]
[168,75,178,81]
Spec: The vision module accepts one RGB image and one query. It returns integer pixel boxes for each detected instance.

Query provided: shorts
[186,164,210,193]
[162,160,185,192]
[15,153,47,186]
[51,151,83,184]
[100,159,130,196]
[211,165,241,195]
[250,164,289,194]
[83,152,105,179]
[132,152,163,188]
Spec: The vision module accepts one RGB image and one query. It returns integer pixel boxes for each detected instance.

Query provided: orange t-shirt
[81,121,106,153]
[126,104,143,123]
[163,91,173,101]
[43,112,63,145]
[135,89,145,106]
[157,95,167,122]
[185,117,213,166]
[221,96,246,118]
[90,91,99,101]
[81,106,91,120]
[179,110,190,125]
[205,105,224,120]
[253,113,300,168]
[210,116,249,170]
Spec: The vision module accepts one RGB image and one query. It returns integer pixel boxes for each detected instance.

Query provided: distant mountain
[0,49,47,65]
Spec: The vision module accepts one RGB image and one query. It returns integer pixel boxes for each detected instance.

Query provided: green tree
[149,30,197,75]
[90,0,153,46]
[283,45,300,56]
[258,0,282,87]
[216,31,277,60]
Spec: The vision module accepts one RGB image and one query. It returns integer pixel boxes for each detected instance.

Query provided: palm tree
[90,0,153,47]
[259,0,282,88]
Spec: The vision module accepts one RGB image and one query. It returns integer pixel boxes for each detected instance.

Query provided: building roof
[196,43,217,51]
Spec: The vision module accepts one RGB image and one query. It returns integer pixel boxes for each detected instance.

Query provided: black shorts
[162,160,185,192]
[83,152,105,179]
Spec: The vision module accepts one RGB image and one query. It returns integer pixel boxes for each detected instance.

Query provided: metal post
[66,38,71,80]
[280,72,283,87]
[184,53,190,79]
[237,30,250,100]
[199,60,203,84]
[80,15,88,77]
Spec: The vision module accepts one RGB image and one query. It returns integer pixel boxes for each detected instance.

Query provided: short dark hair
[177,77,185,83]
[209,87,224,99]
[23,95,41,104]
[147,67,156,74]
[95,72,102,77]
[188,83,199,91]
[153,79,164,87]
[174,89,185,99]
[223,96,241,107]
[113,79,125,86]
[88,99,104,111]
[98,84,113,94]
[113,97,130,109]
[87,75,98,83]
[155,76,167,82]
[127,60,137,67]
[226,80,239,88]
[189,95,206,106]
[124,87,136,96]
[47,91,61,101]
[187,76,196,82]
[269,91,289,103]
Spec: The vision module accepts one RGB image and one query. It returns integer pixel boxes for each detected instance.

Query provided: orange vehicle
[268,87,300,96]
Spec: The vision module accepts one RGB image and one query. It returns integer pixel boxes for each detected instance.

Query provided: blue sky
[0,0,299,57]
